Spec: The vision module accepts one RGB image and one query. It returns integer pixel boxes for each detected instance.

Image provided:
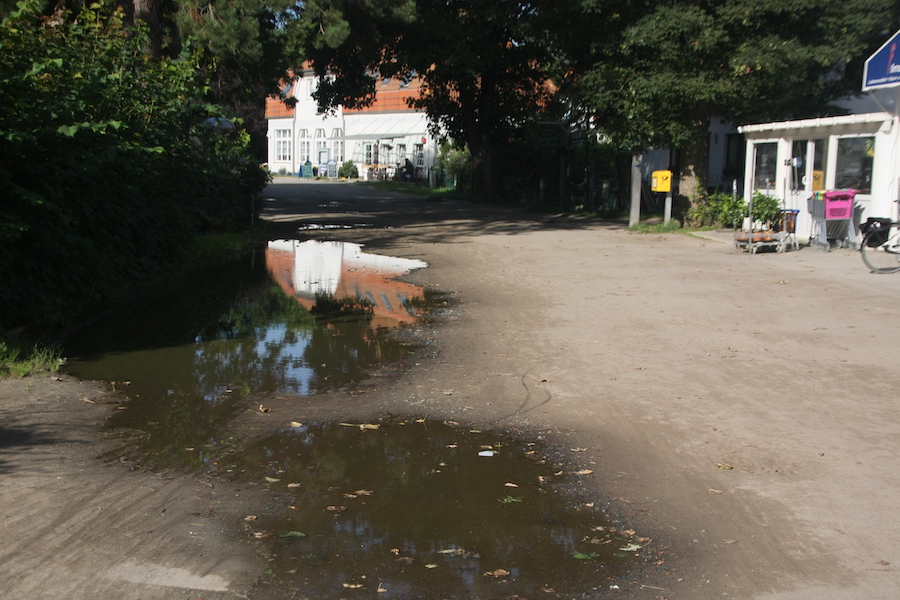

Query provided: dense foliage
[569,0,900,149]
[285,0,900,199]
[0,1,269,332]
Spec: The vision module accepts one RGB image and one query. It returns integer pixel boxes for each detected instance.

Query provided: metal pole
[629,153,642,227]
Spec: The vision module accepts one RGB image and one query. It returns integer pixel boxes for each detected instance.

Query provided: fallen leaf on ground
[288,421,303,428]
[326,505,347,512]
[485,569,510,578]
[243,515,257,521]
[258,404,270,413]
[80,397,96,404]
[716,462,734,470]
[264,477,280,483]
[425,563,438,569]
[287,482,302,488]
[504,482,519,487]
[342,583,363,589]
[573,469,594,475]
[708,488,723,494]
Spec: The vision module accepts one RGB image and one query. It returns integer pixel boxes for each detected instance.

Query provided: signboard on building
[863,28,900,91]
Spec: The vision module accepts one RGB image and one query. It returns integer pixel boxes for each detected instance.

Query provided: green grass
[627,219,684,234]
[0,339,66,378]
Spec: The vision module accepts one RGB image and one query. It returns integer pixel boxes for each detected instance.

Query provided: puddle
[234,419,642,599]
[62,239,644,596]
[64,240,433,468]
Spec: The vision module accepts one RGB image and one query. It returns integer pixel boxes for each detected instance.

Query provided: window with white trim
[414,143,424,167]
[298,129,310,163]
[275,129,291,162]
[835,136,874,194]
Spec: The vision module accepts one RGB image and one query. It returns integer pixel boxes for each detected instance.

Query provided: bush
[0,2,268,331]
[686,191,747,229]
[749,192,782,227]
[338,160,359,178]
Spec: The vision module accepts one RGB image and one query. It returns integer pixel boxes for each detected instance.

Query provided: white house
[265,64,438,182]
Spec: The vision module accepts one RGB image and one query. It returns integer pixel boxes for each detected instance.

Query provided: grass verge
[0,339,65,378]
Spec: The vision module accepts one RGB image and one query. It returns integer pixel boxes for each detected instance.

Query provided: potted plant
[749,192,783,239]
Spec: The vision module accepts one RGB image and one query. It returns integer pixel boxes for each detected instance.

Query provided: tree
[566,0,900,194]
[289,0,564,200]
[0,1,268,330]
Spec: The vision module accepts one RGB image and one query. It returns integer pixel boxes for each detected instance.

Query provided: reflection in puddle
[236,419,641,599]
[62,241,645,596]
[64,241,431,468]
[266,240,428,328]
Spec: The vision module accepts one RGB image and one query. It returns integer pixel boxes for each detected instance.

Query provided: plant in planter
[749,192,783,231]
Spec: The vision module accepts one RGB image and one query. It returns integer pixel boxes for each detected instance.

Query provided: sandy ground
[2,178,900,599]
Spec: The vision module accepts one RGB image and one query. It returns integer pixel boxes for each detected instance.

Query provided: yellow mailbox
[651,170,672,193]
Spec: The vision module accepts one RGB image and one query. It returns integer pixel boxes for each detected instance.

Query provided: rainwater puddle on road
[64,240,433,468]
[62,239,644,597]
[237,418,643,599]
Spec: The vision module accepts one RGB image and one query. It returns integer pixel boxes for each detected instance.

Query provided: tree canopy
[569,0,900,149]
[286,0,900,161]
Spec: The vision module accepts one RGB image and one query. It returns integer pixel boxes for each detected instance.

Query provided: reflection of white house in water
[266,240,428,327]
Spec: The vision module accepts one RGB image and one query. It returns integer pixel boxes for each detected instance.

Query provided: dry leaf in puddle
[485,569,510,578]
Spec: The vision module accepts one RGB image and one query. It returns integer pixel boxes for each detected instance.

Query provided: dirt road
[3,179,899,599]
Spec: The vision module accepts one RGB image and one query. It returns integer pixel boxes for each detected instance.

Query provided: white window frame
[275,129,291,162]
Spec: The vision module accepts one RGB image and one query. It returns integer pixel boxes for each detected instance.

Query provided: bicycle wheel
[861,222,900,273]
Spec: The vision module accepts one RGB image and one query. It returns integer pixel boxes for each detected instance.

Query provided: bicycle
[860,203,900,273]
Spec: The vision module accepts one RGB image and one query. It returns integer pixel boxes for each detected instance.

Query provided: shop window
[752,142,778,191]
[790,140,807,191]
[835,137,874,194]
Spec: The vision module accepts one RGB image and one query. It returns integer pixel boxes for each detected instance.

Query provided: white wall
[739,113,899,241]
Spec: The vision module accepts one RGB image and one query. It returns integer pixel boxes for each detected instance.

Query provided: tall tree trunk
[121,0,162,57]
[676,117,711,214]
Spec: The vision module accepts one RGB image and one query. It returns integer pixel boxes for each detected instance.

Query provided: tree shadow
[0,422,63,475]
[260,180,629,250]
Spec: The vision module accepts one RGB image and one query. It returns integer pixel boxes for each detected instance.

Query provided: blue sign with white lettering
[863,28,900,91]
